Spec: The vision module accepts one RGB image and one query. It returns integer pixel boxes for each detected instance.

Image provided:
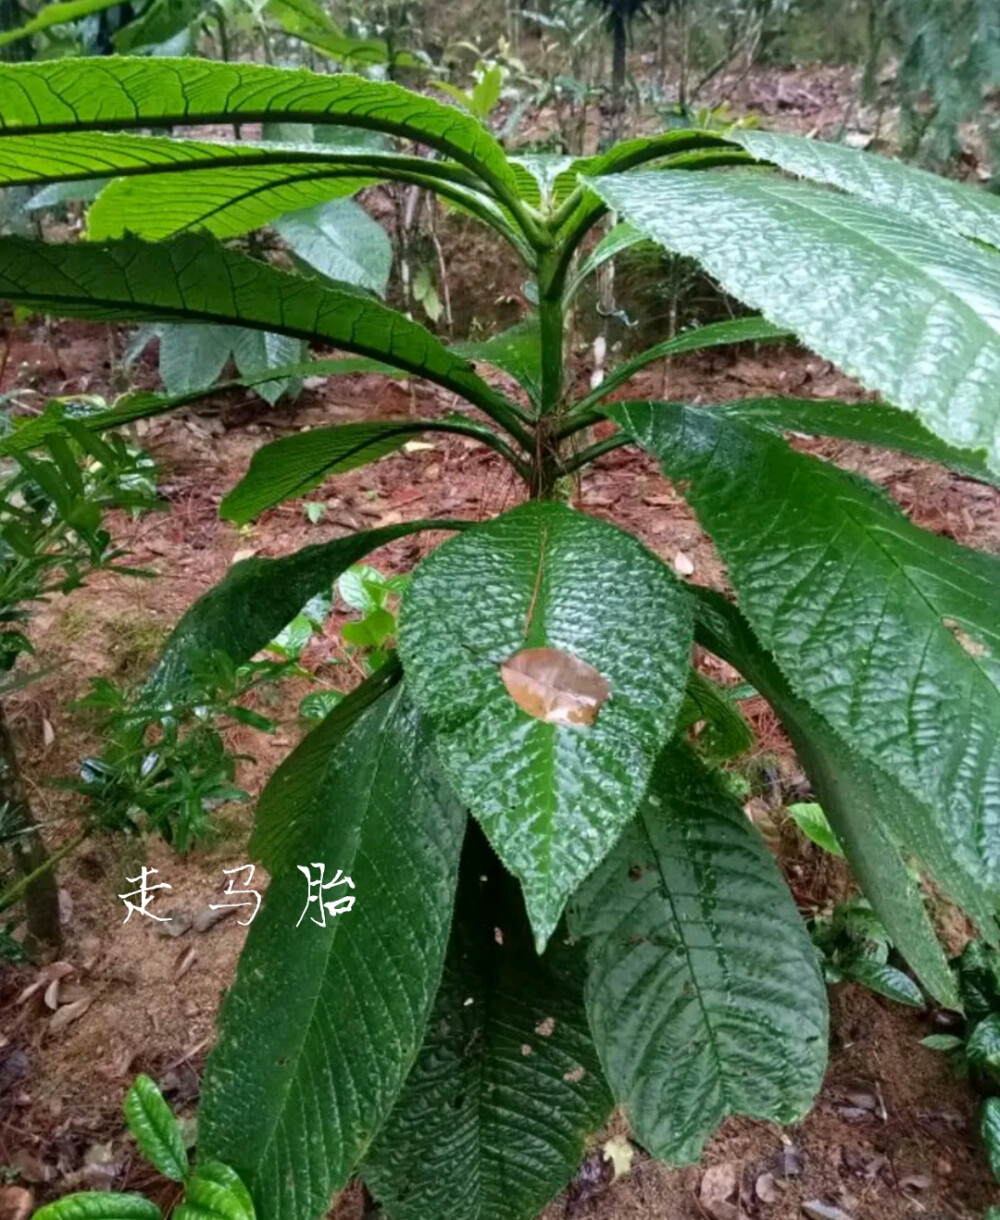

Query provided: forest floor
[1,56,999,1220]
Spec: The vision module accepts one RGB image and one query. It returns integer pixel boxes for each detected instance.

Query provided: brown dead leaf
[48,998,91,1033]
[500,648,610,727]
[700,1162,740,1220]
[0,1186,33,1220]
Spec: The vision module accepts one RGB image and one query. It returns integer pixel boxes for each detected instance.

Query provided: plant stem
[0,828,88,917]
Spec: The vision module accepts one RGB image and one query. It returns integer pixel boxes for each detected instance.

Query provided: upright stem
[533,249,568,499]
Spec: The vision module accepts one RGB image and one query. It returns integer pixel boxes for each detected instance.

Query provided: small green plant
[34,1073,255,1220]
[810,896,925,1007]
[0,419,159,953]
[2,53,1000,1220]
[922,940,1000,1187]
[70,648,292,852]
[337,563,409,674]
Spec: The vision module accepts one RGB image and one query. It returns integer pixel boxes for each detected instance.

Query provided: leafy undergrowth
[0,312,996,1220]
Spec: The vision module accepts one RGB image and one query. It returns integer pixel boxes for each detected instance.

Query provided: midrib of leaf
[251,687,403,1183]
[0,61,526,215]
[633,809,730,1104]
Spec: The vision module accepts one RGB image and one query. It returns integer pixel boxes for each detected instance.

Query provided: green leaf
[0,0,125,48]
[276,198,392,295]
[0,59,523,204]
[691,588,964,1009]
[124,1074,188,1182]
[220,418,504,525]
[980,1096,1000,1182]
[113,0,203,52]
[709,397,999,487]
[32,1196,162,1220]
[840,958,925,1007]
[0,233,522,434]
[229,328,307,406]
[149,521,463,697]
[221,424,422,523]
[199,686,467,1220]
[732,130,1000,249]
[265,0,390,65]
[250,661,402,870]
[921,1033,964,1051]
[399,501,694,948]
[570,741,827,1165]
[362,828,613,1220]
[89,164,372,244]
[787,802,844,857]
[454,318,542,410]
[679,669,753,761]
[591,171,1000,474]
[157,325,233,397]
[967,1013,1000,1076]
[615,402,1000,940]
[571,316,790,423]
[172,1164,255,1220]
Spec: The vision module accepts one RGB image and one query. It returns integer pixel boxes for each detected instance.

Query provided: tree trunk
[0,704,62,958]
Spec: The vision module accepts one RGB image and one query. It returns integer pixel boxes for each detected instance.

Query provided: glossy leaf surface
[571,742,827,1163]
[592,171,1000,474]
[616,402,1000,951]
[693,588,964,1007]
[399,502,693,947]
[362,830,613,1220]
[124,1074,188,1182]
[32,1198,161,1220]
[710,396,999,486]
[733,129,1000,248]
[200,688,466,1220]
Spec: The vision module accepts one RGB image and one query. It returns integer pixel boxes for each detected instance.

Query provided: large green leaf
[0,59,523,205]
[590,170,1000,474]
[149,520,463,696]
[709,396,999,486]
[362,828,613,1220]
[692,588,963,1007]
[571,740,827,1164]
[732,130,1000,249]
[220,419,504,525]
[612,401,1000,924]
[398,501,694,948]
[276,198,392,295]
[200,686,466,1220]
[0,233,525,437]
